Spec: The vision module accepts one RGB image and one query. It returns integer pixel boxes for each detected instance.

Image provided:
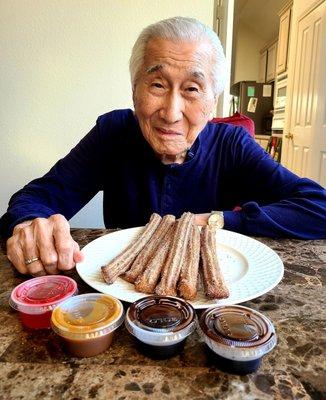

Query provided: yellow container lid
[51,293,124,340]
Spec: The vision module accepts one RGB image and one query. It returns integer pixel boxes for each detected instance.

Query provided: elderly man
[1,17,326,277]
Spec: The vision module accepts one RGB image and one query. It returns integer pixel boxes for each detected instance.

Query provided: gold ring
[25,257,39,265]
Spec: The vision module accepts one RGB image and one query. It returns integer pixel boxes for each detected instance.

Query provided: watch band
[208,211,224,229]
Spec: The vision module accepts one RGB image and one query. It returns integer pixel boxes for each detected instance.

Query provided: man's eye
[152,82,164,88]
[187,87,199,92]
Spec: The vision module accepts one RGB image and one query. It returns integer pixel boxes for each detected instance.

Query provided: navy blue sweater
[1,109,326,239]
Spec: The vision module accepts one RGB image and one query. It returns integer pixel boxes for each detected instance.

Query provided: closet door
[283,1,326,184]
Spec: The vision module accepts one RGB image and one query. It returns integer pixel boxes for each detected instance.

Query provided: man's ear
[209,96,218,119]
[132,83,137,107]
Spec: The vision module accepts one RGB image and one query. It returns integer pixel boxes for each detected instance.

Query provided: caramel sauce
[53,296,120,333]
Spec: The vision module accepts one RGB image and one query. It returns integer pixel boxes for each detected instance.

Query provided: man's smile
[155,127,183,136]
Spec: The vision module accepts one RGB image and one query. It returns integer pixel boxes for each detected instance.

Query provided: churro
[101,213,162,284]
[135,224,175,293]
[155,212,194,296]
[178,223,201,300]
[200,225,229,299]
[124,214,175,283]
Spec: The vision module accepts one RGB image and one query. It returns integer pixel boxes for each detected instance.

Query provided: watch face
[208,212,224,228]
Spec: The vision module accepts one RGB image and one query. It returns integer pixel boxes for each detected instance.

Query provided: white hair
[129,16,227,97]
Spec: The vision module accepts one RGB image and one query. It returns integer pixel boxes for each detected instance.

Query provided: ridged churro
[155,212,194,296]
[200,225,229,299]
[101,213,162,284]
[178,223,201,300]
[134,224,175,293]
[124,214,175,283]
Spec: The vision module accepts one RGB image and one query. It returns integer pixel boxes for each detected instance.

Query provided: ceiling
[234,0,289,43]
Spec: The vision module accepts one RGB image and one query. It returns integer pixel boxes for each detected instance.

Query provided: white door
[282,0,326,185]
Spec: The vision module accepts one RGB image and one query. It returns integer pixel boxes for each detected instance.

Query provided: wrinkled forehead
[141,38,214,83]
[146,63,206,82]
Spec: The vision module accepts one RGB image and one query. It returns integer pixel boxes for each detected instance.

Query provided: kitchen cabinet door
[266,42,277,82]
[276,8,291,74]
[258,50,267,82]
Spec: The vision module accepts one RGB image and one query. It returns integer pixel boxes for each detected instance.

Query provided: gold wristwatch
[208,211,224,229]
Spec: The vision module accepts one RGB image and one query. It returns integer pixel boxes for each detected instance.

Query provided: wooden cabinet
[266,42,277,81]
[258,40,278,83]
[276,5,292,75]
[258,51,267,83]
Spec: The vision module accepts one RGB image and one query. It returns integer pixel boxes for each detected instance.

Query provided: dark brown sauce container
[199,305,277,375]
[125,296,196,359]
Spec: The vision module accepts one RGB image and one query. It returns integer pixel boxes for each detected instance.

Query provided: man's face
[133,38,217,164]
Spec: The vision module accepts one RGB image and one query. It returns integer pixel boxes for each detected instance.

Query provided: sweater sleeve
[0,122,104,238]
[222,128,326,239]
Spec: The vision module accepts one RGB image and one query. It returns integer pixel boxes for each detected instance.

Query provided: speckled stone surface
[0,229,325,400]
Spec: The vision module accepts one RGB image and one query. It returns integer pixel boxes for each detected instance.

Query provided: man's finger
[34,219,60,275]
[52,216,75,271]
[73,240,84,263]
[43,263,60,275]
[6,238,28,274]
[19,225,47,276]
[27,260,47,277]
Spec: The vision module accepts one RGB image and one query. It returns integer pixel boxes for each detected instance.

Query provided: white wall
[0,0,214,228]
[232,20,266,84]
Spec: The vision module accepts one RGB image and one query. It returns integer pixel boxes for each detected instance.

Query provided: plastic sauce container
[51,293,124,357]
[199,305,277,375]
[9,276,78,329]
[125,295,196,359]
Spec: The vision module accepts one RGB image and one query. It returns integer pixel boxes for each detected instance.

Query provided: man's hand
[6,214,84,276]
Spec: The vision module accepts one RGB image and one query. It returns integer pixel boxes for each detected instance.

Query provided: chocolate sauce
[205,347,261,375]
[134,337,186,359]
[125,296,196,359]
[138,303,184,329]
[199,305,276,375]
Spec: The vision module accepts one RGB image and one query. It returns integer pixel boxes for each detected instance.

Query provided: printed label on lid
[139,304,183,329]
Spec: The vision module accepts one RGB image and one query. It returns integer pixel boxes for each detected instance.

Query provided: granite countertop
[0,229,325,400]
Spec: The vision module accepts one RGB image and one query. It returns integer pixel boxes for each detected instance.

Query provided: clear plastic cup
[125,295,196,359]
[9,276,78,329]
[51,293,124,357]
[199,305,277,375]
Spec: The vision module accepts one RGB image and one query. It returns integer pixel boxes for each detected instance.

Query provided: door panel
[319,152,326,187]
[284,1,326,182]
[277,8,291,74]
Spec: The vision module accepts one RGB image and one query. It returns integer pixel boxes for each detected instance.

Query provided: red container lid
[9,276,78,315]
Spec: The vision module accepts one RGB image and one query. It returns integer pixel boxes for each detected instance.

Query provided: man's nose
[159,91,183,123]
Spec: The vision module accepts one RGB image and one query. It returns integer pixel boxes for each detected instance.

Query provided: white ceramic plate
[76,227,284,309]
